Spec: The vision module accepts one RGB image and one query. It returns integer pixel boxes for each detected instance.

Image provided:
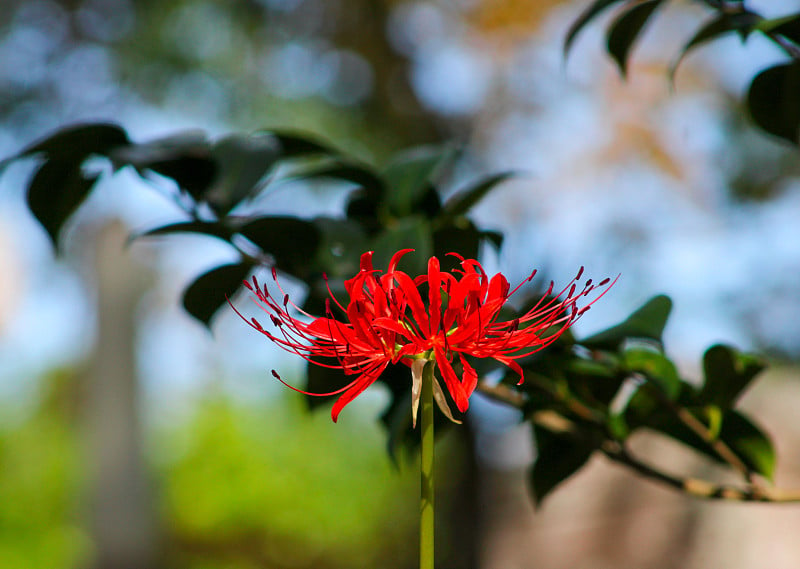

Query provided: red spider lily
[231,249,616,422]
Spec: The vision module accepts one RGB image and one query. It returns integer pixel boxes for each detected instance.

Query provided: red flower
[232,249,615,422]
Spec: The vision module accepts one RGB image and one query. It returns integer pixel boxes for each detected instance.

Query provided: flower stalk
[420,359,435,569]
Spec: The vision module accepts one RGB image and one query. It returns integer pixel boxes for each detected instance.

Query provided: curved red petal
[330,360,389,422]
[434,346,469,412]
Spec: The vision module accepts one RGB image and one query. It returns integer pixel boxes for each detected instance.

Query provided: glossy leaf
[432,222,482,270]
[239,216,321,277]
[183,262,254,327]
[564,0,628,54]
[313,217,369,279]
[606,0,663,76]
[531,426,598,505]
[581,294,672,350]
[17,122,129,160]
[370,216,433,276]
[110,132,215,200]
[747,61,800,144]
[26,160,98,250]
[643,402,775,480]
[381,145,454,217]
[304,363,356,412]
[206,134,281,214]
[301,162,385,202]
[698,344,765,408]
[720,410,775,480]
[17,123,131,250]
[622,346,680,399]
[268,130,337,158]
[440,171,515,224]
[133,220,237,244]
[758,13,800,44]
[670,11,762,81]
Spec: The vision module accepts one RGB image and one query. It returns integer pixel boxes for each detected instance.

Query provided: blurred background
[2,0,800,568]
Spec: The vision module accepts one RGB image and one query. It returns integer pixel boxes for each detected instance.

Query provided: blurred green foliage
[0,370,422,569]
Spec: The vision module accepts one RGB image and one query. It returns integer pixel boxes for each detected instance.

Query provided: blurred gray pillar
[85,220,161,569]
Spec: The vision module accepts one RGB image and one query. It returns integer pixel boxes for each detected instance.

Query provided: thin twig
[475,380,800,503]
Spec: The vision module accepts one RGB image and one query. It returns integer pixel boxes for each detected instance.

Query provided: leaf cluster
[565,0,800,145]
[505,295,772,504]
[2,121,787,508]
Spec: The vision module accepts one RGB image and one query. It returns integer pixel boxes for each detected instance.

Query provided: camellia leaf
[642,401,775,480]
[622,346,680,399]
[133,220,237,244]
[182,262,254,327]
[747,61,800,144]
[266,130,337,158]
[17,122,129,159]
[300,162,386,202]
[757,13,800,45]
[720,410,775,480]
[206,134,281,214]
[382,145,455,217]
[530,427,598,505]
[238,216,321,277]
[564,0,628,54]
[698,344,766,408]
[669,11,762,82]
[110,131,215,200]
[312,217,369,279]
[580,294,672,350]
[606,0,663,77]
[370,216,433,276]
[17,123,130,250]
[440,171,515,224]
[304,362,356,412]
[26,161,98,250]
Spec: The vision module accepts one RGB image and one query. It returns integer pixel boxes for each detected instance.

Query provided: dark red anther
[576,266,584,280]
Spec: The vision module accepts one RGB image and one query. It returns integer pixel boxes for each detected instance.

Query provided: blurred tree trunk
[332,0,446,147]
[84,220,161,569]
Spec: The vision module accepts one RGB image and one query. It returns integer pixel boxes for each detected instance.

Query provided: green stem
[420,360,435,569]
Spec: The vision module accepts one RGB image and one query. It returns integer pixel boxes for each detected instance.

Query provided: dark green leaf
[370,216,433,276]
[16,123,131,250]
[670,11,762,81]
[110,131,215,200]
[564,0,628,54]
[747,61,800,144]
[26,160,98,250]
[480,230,503,250]
[182,262,254,327]
[268,130,337,158]
[17,122,129,160]
[581,295,672,350]
[239,216,321,277]
[432,221,482,270]
[720,411,775,480]
[606,0,663,77]
[623,347,680,399]
[640,403,775,479]
[302,163,385,202]
[206,134,281,214]
[698,344,766,408]
[441,171,515,223]
[382,146,455,217]
[313,217,369,279]
[133,220,237,244]
[304,363,355,412]
[758,13,800,44]
[530,427,598,505]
